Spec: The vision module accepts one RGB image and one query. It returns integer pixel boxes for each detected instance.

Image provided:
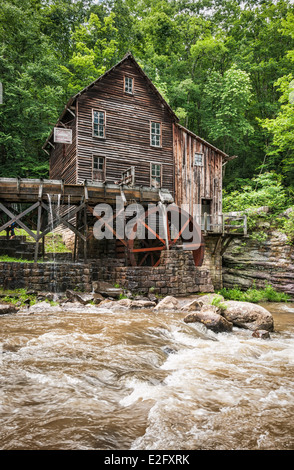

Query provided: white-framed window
[93,155,106,181]
[93,110,106,138]
[124,76,133,94]
[194,152,203,166]
[151,163,162,188]
[150,121,161,147]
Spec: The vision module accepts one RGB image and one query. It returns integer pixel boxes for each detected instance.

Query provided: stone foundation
[0,251,215,295]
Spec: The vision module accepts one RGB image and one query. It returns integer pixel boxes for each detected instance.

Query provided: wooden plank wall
[173,124,223,227]
[76,58,174,193]
[49,116,77,184]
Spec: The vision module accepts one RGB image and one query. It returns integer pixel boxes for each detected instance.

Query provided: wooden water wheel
[126,204,204,267]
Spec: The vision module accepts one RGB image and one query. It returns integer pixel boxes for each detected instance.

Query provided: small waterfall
[47,194,61,293]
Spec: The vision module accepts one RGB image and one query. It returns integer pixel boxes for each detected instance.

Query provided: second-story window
[151,163,162,188]
[124,76,133,94]
[93,110,105,138]
[150,122,161,147]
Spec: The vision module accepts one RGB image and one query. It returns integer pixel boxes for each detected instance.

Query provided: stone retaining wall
[0,251,215,296]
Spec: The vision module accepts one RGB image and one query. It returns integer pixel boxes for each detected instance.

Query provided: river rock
[0,303,18,315]
[154,295,179,311]
[222,301,274,331]
[26,301,63,314]
[92,281,124,299]
[181,293,225,312]
[66,290,95,305]
[252,329,271,339]
[130,299,156,309]
[183,305,233,333]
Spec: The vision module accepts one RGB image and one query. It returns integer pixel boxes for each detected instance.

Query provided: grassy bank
[217,284,291,303]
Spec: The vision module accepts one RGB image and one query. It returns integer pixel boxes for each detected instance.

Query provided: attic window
[124,76,133,94]
[93,110,106,138]
[150,122,161,147]
[194,152,203,166]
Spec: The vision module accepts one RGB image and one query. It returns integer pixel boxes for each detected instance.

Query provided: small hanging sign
[54,127,72,144]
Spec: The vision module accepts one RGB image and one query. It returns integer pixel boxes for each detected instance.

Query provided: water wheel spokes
[126,204,204,267]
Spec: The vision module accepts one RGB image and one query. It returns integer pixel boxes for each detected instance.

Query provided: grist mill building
[0,53,246,295]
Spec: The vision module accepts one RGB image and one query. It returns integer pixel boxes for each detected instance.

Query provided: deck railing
[200,213,247,236]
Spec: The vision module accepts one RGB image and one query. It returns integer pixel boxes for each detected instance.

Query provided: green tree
[62,11,119,94]
[0,0,66,177]
[201,65,253,154]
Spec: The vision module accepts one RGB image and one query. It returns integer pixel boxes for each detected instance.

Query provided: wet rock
[66,290,95,305]
[116,298,133,308]
[26,301,63,314]
[0,303,19,315]
[181,298,204,312]
[148,293,158,304]
[222,301,274,331]
[184,305,233,333]
[92,293,104,304]
[162,346,177,355]
[130,299,156,309]
[92,281,124,299]
[252,329,271,339]
[154,295,179,311]
[181,294,225,312]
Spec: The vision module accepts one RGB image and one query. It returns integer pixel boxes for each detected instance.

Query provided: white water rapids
[0,302,294,450]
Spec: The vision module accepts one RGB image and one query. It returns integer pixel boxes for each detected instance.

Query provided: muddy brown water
[0,302,294,450]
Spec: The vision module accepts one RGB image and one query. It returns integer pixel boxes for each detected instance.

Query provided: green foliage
[211,295,227,311]
[0,287,38,306]
[1,0,294,195]
[202,64,253,154]
[218,284,290,303]
[223,172,290,214]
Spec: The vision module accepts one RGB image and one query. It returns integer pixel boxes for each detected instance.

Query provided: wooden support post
[204,212,208,234]
[34,202,42,264]
[34,183,43,263]
[84,204,88,263]
[220,235,234,256]
[73,213,78,262]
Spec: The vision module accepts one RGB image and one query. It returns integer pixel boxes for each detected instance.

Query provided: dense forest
[0,0,294,211]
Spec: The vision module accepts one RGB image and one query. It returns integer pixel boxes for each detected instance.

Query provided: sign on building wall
[54,127,72,144]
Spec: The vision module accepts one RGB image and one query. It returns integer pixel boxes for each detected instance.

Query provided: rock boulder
[154,296,179,311]
[222,301,274,331]
[184,305,233,333]
[0,304,18,315]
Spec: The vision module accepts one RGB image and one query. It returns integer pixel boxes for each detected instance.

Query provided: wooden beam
[0,201,40,240]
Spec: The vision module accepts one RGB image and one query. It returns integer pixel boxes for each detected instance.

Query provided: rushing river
[0,301,294,450]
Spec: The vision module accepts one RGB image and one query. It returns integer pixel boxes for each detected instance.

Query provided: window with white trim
[194,152,203,166]
[93,110,105,138]
[150,122,161,147]
[151,163,162,188]
[93,156,105,181]
[124,76,133,94]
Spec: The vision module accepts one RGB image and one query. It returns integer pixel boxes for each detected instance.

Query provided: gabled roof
[43,52,231,160]
[43,52,178,149]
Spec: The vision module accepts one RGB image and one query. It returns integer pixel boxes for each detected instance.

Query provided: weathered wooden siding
[49,116,77,184]
[76,58,174,193]
[173,124,223,228]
